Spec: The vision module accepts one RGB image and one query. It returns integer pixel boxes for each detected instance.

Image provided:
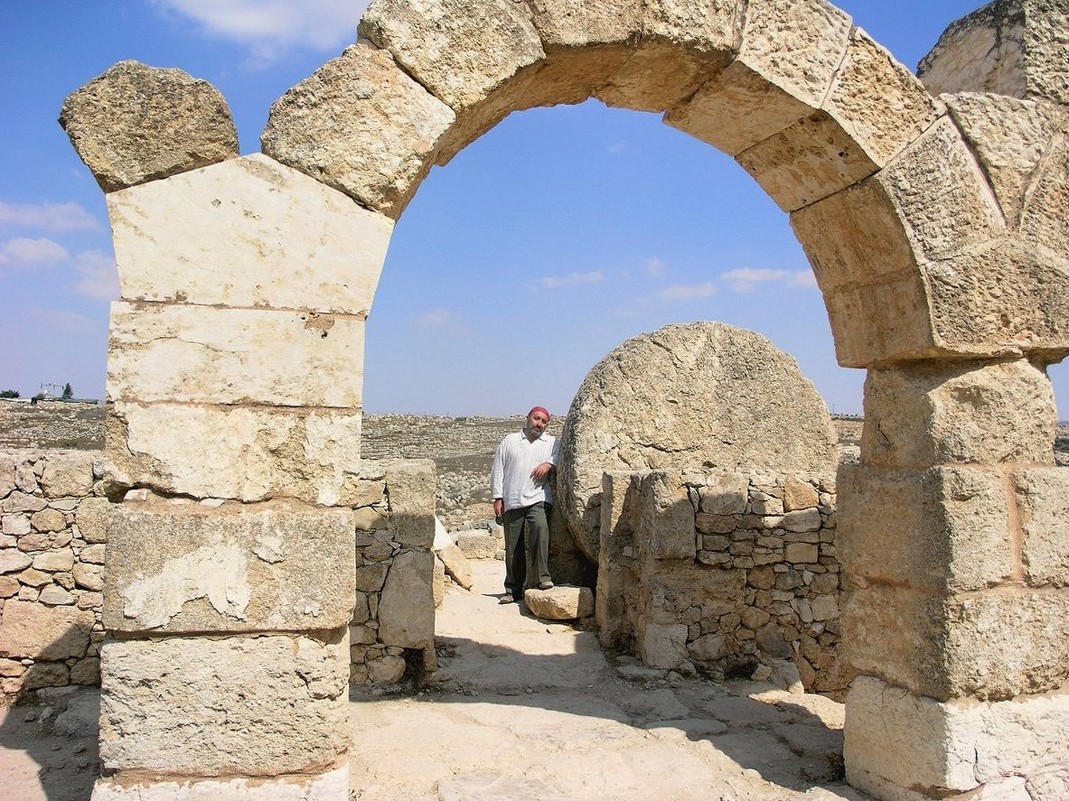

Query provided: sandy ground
[0,559,873,801]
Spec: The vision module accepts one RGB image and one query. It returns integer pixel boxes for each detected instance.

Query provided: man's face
[526,410,550,435]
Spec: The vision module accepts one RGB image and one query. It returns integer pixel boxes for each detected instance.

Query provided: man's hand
[531,462,554,481]
[493,498,504,519]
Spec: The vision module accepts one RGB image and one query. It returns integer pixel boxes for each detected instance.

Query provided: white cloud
[533,270,604,290]
[73,250,120,300]
[0,201,100,232]
[644,257,666,277]
[655,282,716,301]
[153,0,367,62]
[722,267,817,292]
[0,237,70,269]
[414,308,461,328]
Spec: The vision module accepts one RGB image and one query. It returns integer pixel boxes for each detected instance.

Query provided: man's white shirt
[491,430,560,511]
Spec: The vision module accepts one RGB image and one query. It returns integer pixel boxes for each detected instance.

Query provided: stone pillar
[91,154,395,801]
[838,358,1069,800]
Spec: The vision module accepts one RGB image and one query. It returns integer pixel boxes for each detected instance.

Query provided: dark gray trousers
[502,501,551,598]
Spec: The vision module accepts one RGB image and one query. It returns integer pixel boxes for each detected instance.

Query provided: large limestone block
[558,322,836,562]
[59,60,238,193]
[377,550,435,649]
[641,0,742,55]
[638,471,696,561]
[845,676,1069,799]
[593,43,724,113]
[1019,125,1069,257]
[838,465,1015,593]
[99,633,349,776]
[665,0,851,156]
[919,0,1069,107]
[523,584,594,620]
[262,44,454,219]
[0,600,94,659]
[639,621,689,669]
[107,153,393,313]
[861,359,1057,467]
[943,93,1067,224]
[525,0,642,49]
[842,584,1069,702]
[1015,468,1069,587]
[382,459,437,548]
[103,501,356,633]
[39,450,96,497]
[359,0,545,111]
[105,402,363,505]
[91,766,349,801]
[107,302,365,407]
[76,496,112,544]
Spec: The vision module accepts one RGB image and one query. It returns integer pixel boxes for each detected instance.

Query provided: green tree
[62,383,73,400]
[0,389,19,398]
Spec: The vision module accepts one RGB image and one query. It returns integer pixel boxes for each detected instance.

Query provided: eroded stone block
[641,0,742,55]
[382,459,436,548]
[838,464,1015,592]
[60,60,238,193]
[39,451,96,497]
[107,153,394,312]
[108,302,366,407]
[642,472,696,561]
[0,600,94,660]
[99,633,349,776]
[105,402,363,505]
[263,44,455,218]
[1015,468,1069,587]
[861,359,1057,466]
[525,0,642,48]
[377,550,434,649]
[103,501,356,633]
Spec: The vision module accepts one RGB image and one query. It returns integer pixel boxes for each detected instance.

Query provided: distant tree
[0,389,19,398]
[62,383,73,400]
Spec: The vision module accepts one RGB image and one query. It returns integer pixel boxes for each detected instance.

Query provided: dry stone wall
[599,468,847,694]
[0,450,106,701]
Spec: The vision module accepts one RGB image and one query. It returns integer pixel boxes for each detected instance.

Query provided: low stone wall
[0,450,107,701]
[0,449,438,702]
[598,468,850,694]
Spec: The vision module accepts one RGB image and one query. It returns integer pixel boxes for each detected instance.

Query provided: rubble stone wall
[0,448,437,703]
[599,468,849,694]
[0,450,105,701]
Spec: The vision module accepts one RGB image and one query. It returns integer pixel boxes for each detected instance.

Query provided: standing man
[491,406,560,604]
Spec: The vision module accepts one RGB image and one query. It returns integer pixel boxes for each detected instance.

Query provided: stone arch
[61,1,1069,800]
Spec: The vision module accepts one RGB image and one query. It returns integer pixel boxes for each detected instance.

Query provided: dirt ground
[0,558,872,801]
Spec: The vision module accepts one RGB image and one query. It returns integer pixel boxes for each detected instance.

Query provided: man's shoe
[498,595,515,604]
[538,581,554,590]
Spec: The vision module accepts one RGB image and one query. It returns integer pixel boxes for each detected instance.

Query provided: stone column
[838,357,1069,800]
[91,154,395,801]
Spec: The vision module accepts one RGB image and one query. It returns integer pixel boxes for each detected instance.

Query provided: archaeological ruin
[0,0,1066,798]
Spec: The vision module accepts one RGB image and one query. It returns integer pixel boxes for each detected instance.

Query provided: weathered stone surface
[558,322,836,561]
[523,585,594,620]
[103,501,355,633]
[75,496,111,544]
[377,550,434,649]
[0,550,32,574]
[105,402,363,505]
[525,0,642,48]
[944,93,1066,223]
[33,549,75,572]
[594,44,722,114]
[382,460,436,548]
[640,622,689,669]
[432,554,446,608]
[453,529,498,560]
[1015,468,1069,587]
[919,0,1069,107]
[641,0,742,55]
[39,451,95,497]
[843,584,1069,701]
[0,599,93,659]
[839,465,1015,593]
[263,44,454,219]
[360,0,545,111]
[846,676,1069,799]
[108,302,366,408]
[107,153,393,313]
[91,766,350,801]
[640,472,695,561]
[861,359,1057,467]
[437,543,473,590]
[59,60,238,193]
[30,507,66,533]
[783,477,819,511]
[99,633,349,775]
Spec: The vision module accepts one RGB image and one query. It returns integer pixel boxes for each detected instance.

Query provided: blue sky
[3,0,1060,417]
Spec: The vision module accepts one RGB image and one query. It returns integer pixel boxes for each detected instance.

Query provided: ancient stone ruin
[2,0,1064,798]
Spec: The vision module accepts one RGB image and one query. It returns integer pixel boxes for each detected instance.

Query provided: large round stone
[557,321,837,561]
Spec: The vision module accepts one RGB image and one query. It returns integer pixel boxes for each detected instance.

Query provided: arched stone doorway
[61,1,1068,799]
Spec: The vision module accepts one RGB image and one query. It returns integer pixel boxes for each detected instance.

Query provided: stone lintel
[103,500,356,633]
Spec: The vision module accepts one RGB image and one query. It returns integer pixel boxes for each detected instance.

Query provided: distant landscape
[2,400,1065,530]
